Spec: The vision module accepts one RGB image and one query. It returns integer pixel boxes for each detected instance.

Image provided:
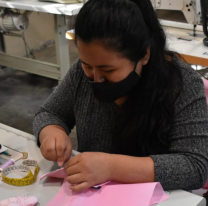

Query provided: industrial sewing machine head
[150,0,208,46]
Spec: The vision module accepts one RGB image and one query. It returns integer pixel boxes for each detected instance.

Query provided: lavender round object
[0,159,15,170]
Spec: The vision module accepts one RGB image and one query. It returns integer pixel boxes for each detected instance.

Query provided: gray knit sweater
[33,58,208,191]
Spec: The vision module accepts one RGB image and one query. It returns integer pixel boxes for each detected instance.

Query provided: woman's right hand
[39,125,72,166]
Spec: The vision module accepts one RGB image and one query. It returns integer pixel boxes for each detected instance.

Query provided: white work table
[0,0,82,15]
[0,123,206,206]
[163,24,208,67]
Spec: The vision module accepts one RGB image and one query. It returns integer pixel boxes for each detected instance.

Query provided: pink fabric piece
[41,169,169,206]
[202,78,208,106]
[40,168,66,180]
[203,180,208,189]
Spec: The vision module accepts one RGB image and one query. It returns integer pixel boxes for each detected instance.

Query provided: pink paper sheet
[40,168,169,206]
[40,168,67,180]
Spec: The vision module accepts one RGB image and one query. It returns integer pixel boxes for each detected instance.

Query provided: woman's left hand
[64,152,113,192]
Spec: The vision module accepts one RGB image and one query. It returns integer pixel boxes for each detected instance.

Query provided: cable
[22,32,28,57]
[22,31,35,59]
[10,9,30,58]
[5,9,35,59]
[9,9,33,59]
[11,9,28,58]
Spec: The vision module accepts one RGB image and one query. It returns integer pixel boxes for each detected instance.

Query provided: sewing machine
[150,0,208,46]
[0,1,83,81]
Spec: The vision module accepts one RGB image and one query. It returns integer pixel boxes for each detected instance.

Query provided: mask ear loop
[133,61,141,77]
[133,60,139,71]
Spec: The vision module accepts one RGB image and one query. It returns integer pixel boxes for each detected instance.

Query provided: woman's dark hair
[75,0,183,156]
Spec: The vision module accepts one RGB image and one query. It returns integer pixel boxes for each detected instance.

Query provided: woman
[33,0,208,192]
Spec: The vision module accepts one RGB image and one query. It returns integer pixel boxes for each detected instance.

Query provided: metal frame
[0,13,70,81]
[54,14,70,80]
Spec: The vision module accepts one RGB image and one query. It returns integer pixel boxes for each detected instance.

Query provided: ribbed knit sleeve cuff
[33,112,70,147]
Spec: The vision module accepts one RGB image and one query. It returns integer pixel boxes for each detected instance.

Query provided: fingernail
[57,160,63,166]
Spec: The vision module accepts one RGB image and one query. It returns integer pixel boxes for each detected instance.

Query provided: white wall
[4,12,54,57]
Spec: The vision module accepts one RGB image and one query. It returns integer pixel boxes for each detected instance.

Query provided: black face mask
[89,62,141,103]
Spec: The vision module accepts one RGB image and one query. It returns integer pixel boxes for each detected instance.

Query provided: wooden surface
[181,54,208,67]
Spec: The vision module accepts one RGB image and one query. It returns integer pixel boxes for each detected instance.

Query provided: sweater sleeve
[33,59,80,146]
[151,68,208,191]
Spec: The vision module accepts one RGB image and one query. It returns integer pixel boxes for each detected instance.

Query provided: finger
[41,138,57,161]
[66,173,83,184]
[70,182,89,192]
[56,138,67,166]
[40,145,48,160]
[40,145,54,161]
[63,142,72,163]
[65,164,80,176]
[64,155,79,170]
[41,151,52,161]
